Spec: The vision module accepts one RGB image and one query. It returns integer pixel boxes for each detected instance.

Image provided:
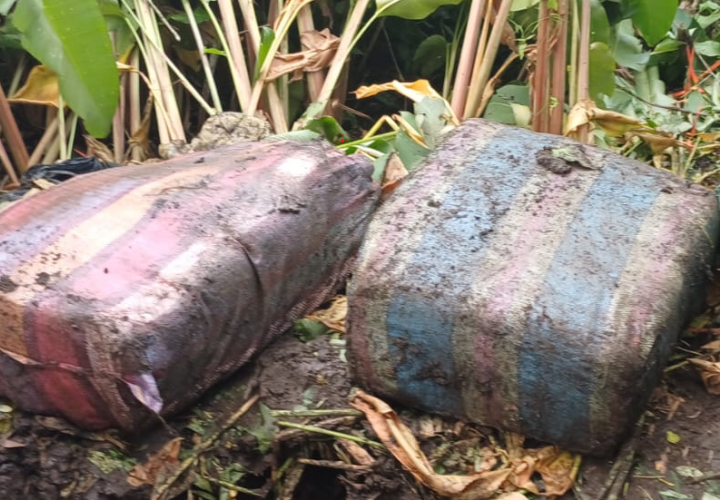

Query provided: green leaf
[98,0,135,61]
[294,319,329,342]
[395,129,430,171]
[631,0,679,46]
[255,26,275,80]
[589,0,611,45]
[305,116,349,145]
[612,20,650,70]
[589,42,616,99]
[204,47,226,56]
[484,84,530,126]
[13,0,119,137]
[695,40,720,57]
[414,97,453,148]
[0,0,17,15]
[511,0,540,11]
[376,0,465,20]
[413,35,447,78]
[666,430,681,444]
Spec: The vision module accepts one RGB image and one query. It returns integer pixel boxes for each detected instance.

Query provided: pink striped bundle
[0,140,379,430]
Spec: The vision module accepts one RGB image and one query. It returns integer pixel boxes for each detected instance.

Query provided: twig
[151,394,260,500]
[201,474,263,496]
[276,420,385,449]
[270,409,363,418]
[687,471,720,484]
[297,458,370,471]
[0,82,29,173]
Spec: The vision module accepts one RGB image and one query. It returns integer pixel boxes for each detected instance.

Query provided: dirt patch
[1,326,719,500]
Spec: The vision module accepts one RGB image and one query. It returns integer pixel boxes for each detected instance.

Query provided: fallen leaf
[337,439,375,466]
[495,493,530,500]
[666,431,681,444]
[128,437,183,487]
[534,448,578,496]
[689,358,720,395]
[0,438,26,449]
[305,295,347,333]
[352,390,511,500]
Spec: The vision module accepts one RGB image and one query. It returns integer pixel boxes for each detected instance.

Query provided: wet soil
[1,326,719,500]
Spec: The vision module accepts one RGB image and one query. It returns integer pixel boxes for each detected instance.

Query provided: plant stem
[465,0,512,119]
[297,5,325,102]
[532,0,551,132]
[312,0,372,116]
[276,421,385,449]
[214,0,253,111]
[0,81,29,172]
[182,0,223,112]
[270,409,363,418]
[576,0,592,142]
[550,0,569,135]
[451,0,486,117]
[57,95,67,160]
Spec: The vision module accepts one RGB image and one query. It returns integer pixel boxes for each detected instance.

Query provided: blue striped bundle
[347,119,718,455]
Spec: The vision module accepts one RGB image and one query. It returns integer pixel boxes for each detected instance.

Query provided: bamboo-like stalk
[122,1,215,117]
[464,0,513,119]
[549,0,569,135]
[28,112,59,167]
[568,0,580,108]
[313,0,372,112]
[237,0,261,58]
[66,113,79,159]
[451,0,487,118]
[57,95,68,160]
[0,82,29,172]
[297,5,325,103]
[113,72,126,163]
[182,0,223,112]
[0,138,19,187]
[128,49,143,163]
[576,0,591,143]
[214,0,253,111]
[532,0,551,132]
[247,0,315,114]
[134,0,186,143]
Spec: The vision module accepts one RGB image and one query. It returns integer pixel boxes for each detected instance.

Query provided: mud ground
[0,324,718,500]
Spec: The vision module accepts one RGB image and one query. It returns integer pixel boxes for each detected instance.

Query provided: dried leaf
[381,153,408,198]
[689,358,720,395]
[267,29,340,82]
[9,65,61,107]
[565,99,642,137]
[352,390,511,500]
[84,135,115,163]
[128,437,183,487]
[337,439,375,466]
[355,79,442,103]
[534,448,578,496]
[629,131,690,155]
[305,295,347,333]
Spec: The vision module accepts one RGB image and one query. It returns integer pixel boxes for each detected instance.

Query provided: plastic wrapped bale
[0,139,379,431]
[347,119,718,456]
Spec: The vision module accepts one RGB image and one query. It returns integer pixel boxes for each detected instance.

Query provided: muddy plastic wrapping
[347,119,719,456]
[0,140,379,431]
